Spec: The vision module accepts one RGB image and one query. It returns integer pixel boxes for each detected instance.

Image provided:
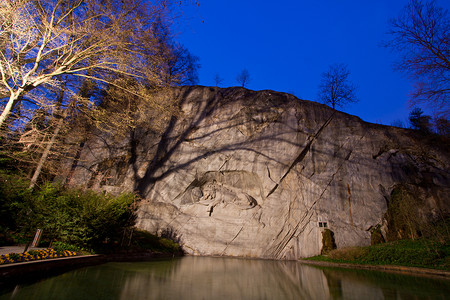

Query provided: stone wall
[64,86,450,259]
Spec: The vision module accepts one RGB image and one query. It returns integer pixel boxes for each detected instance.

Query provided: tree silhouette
[236,69,252,88]
[409,107,432,133]
[214,74,225,86]
[318,64,358,110]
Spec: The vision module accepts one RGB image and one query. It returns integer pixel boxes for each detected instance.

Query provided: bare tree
[318,63,358,110]
[384,0,449,117]
[434,116,450,136]
[213,73,224,87]
[0,0,169,129]
[236,69,251,88]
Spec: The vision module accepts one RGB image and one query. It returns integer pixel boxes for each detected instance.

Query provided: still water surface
[1,256,449,300]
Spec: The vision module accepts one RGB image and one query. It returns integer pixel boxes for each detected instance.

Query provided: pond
[1,256,449,299]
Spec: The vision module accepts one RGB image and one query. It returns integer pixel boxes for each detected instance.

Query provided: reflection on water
[1,256,449,300]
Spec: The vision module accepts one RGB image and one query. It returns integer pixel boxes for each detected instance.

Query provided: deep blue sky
[176,0,449,125]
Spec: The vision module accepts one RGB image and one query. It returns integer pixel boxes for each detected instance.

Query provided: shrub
[1,177,139,252]
[52,241,93,254]
[370,225,385,245]
[385,185,427,241]
[328,247,369,261]
[29,185,138,251]
[159,238,180,252]
[0,170,32,236]
[321,229,336,255]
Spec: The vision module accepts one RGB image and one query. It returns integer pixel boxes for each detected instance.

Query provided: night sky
[176,0,449,126]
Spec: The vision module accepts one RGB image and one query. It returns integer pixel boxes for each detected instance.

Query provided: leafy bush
[23,183,138,251]
[0,173,139,252]
[360,240,447,267]
[370,225,385,245]
[52,241,93,254]
[0,159,182,255]
[385,185,423,241]
[158,238,180,252]
[0,170,32,238]
[321,229,336,255]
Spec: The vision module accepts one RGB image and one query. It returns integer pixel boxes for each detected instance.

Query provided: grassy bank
[307,239,450,270]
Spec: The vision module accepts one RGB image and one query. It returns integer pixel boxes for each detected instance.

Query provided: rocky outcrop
[63,86,450,259]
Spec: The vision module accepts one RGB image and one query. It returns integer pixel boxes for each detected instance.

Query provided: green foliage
[321,229,337,255]
[130,230,181,253]
[24,183,138,251]
[7,253,20,261]
[0,170,32,241]
[0,171,138,252]
[370,225,385,245]
[52,241,94,254]
[159,238,180,252]
[385,185,422,241]
[385,184,450,249]
[328,247,369,261]
[27,250,40,256]
[308,239,450,270]
[428,217,450,245]
[0,170,181,255]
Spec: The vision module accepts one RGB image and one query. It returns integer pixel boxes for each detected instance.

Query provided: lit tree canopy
[0,0,170,128]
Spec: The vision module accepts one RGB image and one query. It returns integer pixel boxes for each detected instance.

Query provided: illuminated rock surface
[64,86,450,259]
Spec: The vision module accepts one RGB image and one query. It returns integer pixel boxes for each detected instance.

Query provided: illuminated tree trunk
[29,111,67,189]
[0,92,21,129]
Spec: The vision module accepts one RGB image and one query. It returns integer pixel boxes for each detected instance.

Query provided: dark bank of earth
[62,86,449,260]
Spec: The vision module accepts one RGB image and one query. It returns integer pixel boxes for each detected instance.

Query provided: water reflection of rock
[117,257,390,300]
[115,258,450,300]
[3,258,449,299]
[320,268,450,300]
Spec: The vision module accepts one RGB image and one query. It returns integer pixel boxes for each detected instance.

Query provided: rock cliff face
[64,86,450,259]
